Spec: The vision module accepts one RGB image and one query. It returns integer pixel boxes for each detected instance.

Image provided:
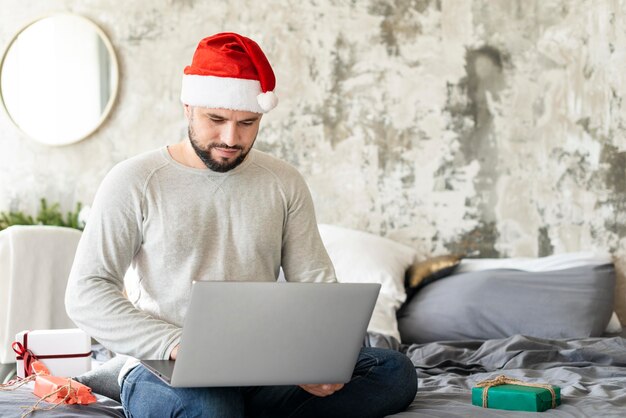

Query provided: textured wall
[1,0,625,317]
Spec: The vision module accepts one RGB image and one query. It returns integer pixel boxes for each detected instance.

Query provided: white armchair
[0,225,82,367]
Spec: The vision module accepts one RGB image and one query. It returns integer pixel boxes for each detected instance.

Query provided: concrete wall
[1,0,625,318]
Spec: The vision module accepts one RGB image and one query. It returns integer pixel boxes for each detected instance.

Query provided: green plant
[0,198,84,231]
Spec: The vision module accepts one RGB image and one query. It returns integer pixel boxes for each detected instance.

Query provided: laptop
[140,281,380,387]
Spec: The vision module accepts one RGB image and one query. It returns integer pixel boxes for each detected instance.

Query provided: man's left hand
[299,383,344,397]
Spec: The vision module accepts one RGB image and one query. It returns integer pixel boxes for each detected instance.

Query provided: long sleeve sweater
[65,147,336,368]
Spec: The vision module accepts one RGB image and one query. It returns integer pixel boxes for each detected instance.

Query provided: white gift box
[14,328,92,378]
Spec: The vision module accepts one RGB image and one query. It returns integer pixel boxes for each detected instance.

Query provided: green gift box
[472,383,561,412]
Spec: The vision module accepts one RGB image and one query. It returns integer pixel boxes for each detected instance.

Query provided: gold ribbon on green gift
[476,375,557,409]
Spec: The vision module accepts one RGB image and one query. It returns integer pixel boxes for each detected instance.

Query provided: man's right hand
[170,345,179,360]
[299,383,344,397]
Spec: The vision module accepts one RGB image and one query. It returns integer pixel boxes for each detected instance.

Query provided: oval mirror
[0,14,119,146]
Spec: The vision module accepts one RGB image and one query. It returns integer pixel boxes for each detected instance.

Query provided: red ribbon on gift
[12,331,92,377]
[12,333,37,377]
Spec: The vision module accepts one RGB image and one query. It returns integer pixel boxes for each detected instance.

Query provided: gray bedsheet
[390,334,626,418]
[0,382,124,417]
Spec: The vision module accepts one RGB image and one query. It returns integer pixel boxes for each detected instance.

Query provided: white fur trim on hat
[181,75,271,113]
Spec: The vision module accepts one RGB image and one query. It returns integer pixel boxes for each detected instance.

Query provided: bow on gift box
[11,341,37,378]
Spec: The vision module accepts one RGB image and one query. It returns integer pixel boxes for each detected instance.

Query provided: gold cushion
[405,254,463,290]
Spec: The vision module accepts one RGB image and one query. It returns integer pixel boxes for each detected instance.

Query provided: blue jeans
[120,347,417,418]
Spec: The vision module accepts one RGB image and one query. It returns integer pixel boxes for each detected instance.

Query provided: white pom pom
[257,91,278,112]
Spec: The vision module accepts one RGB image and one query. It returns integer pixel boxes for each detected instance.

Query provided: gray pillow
[397,264,615,343]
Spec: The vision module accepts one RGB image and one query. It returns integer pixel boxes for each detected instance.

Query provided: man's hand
[170,345,179,360]
[299,383,344,397]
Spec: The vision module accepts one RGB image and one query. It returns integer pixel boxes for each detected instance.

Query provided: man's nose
[221,122,238,146]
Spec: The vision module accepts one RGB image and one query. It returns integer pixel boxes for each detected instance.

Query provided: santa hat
[180,32,278,113]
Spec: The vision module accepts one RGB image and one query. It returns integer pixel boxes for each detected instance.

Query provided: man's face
[185,106,262,172]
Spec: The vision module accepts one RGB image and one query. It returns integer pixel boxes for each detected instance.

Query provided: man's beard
[188,124,254,172]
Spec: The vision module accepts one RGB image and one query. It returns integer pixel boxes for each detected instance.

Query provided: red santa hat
[180,32,278,113]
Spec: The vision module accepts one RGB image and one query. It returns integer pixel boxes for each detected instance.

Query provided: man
[66,32,417,417]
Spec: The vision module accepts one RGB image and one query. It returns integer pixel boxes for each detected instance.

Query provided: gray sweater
[65,147,336,365]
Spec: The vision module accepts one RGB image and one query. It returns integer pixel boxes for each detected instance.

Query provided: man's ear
[183,104,192,121]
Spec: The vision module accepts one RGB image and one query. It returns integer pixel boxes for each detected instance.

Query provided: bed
[2,333,625,417]
[1,224,624,417]
[326,224,626,417]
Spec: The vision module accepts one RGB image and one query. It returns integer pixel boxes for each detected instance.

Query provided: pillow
[405,254,463,302]
[457,251,612,273]
[317,224,416,304]
[457,253,621,333]
[318,224,417,342]
[605,312,622,334]
[366,293,403,342]
[397,264,615,343]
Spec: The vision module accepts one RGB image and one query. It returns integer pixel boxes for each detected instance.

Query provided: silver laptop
[141,281,380,387]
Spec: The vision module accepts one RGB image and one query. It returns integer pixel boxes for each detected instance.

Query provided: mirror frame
[0,13,120,146]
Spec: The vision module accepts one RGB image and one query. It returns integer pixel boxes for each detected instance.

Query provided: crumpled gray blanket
[390,334,626,418]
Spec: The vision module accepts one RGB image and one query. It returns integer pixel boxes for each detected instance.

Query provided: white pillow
[318,224,416,303]
[605,312,623,334]
[367,293,402,341]
[317,224,417,341]
[457,251,613,273]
